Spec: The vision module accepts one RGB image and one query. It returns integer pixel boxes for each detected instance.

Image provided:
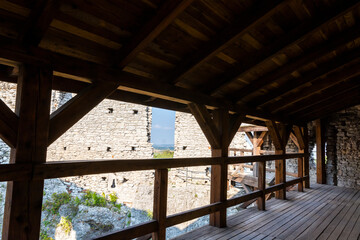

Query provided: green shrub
[109,192,118,203]
[83,190,107,207]
[40,230,54,240]
[43,192,71,215]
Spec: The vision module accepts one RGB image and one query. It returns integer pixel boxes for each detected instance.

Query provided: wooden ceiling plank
[48,81,119,145]
[238,126,268,132]
[252,46,360,109]
[233,25,360,103]
[19,0,60,47]
[0,36,287,123]
[296,86,360,122]
[279,76,360,116]
[268,59,360,113]
[162,0,286,84]
[208,0,360,96]
[115,0,195,68]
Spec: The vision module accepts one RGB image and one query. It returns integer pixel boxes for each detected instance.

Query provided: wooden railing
[0,153,308,240]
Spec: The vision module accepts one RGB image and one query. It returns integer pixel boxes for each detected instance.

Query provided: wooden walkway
[173,184,360,240]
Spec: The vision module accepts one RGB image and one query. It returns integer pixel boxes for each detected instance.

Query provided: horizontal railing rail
[0,153,307,181]
[0,153,308,240]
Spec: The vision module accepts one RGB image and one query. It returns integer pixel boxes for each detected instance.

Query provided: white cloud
[153,124,173,130]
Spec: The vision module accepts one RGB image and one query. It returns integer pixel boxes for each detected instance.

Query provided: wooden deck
[173,184,360,240]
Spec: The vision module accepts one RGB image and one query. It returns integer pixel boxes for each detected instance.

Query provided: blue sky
[151,107,175,145]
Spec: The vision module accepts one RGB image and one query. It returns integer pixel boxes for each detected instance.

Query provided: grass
[57,216,72,235]
[154,150,174,159]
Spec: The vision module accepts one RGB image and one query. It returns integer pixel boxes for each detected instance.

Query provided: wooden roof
[0,0,360,125]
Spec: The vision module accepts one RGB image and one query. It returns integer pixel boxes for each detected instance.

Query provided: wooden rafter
[299,86,360,122]
[230,24,360,102]
[18,0,60,47]
[48,81,119,145]
[253,46,360,108]
[265,121,283,150]
[207,0,360,96]
[0,39,286,123]
[280,75,360,116]
[269,60,360,113]
[162,0,285,84]
[115,0,194,68]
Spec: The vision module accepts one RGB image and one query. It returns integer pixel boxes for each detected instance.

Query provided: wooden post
[2,64,52,240]
[188,104,243,228]
[152,169,168,240]
[316,119,326,184]
[304,126,310,188]
[257,161,266,210]
[265,121,289,200]
[294,126,306,192]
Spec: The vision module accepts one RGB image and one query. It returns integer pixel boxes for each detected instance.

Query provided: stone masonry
[325,105,360,189]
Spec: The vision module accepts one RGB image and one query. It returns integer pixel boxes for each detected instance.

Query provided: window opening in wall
[107,147,111,152]
[131,146,136,151]
[88,147,91,151]
[133,109,138,114]
[63,147,67,150]
[108,108,114,113]
[183,146,187,150]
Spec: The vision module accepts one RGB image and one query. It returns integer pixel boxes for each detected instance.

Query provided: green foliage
[83,190,107,207]
[40,230,54,240]
[42,192,71,215]
[74,196,81,205]
[57,216,72,235]
[109,192,118,203]
[146,210,153,219]
[153,150,174,159]
[195,193,198,198]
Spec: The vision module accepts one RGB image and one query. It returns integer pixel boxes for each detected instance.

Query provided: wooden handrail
[0,153,308,240]
[95,220,158,240]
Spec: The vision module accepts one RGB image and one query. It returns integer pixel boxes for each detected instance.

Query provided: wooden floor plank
[295,188,358,240]
[274,186,348,239]
[171,184,360,240]
[318,189,360,240]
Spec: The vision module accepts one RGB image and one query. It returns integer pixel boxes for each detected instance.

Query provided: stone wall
[174,112,252,158]
[325,105,360,189]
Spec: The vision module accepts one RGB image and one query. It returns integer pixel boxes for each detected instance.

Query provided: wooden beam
[226,23,360,100]
[188,103,220,148]
[162,0,285,84]
[0,37,287,123]
[18,0,60,47]
[48,81,119,145]
[293,126,305,150]
[94,221,158,240]
[281,76,360,116]
[269,60,360,113]
[228,114,245,146]
[2,64,52,240]
[115,0,194,68]
[152,169,168,240]
[0,98,18,148]
[208,0,360,95]
[249,46,360,108]
[265,121,287,199]
[257,161,266,210]
[316,119,326,184]
[297,85,360,122]
[303,126,310,188]
[238,126,268,132]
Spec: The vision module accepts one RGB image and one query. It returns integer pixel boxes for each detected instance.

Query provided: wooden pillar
[294,126,306,192]
[2,64,52,240]
[188,103,243,228]
[257,161,266,210]
[152,169,168,240]
[316,119,326,184]
[266,121,289,200]
[304,126,310,188]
